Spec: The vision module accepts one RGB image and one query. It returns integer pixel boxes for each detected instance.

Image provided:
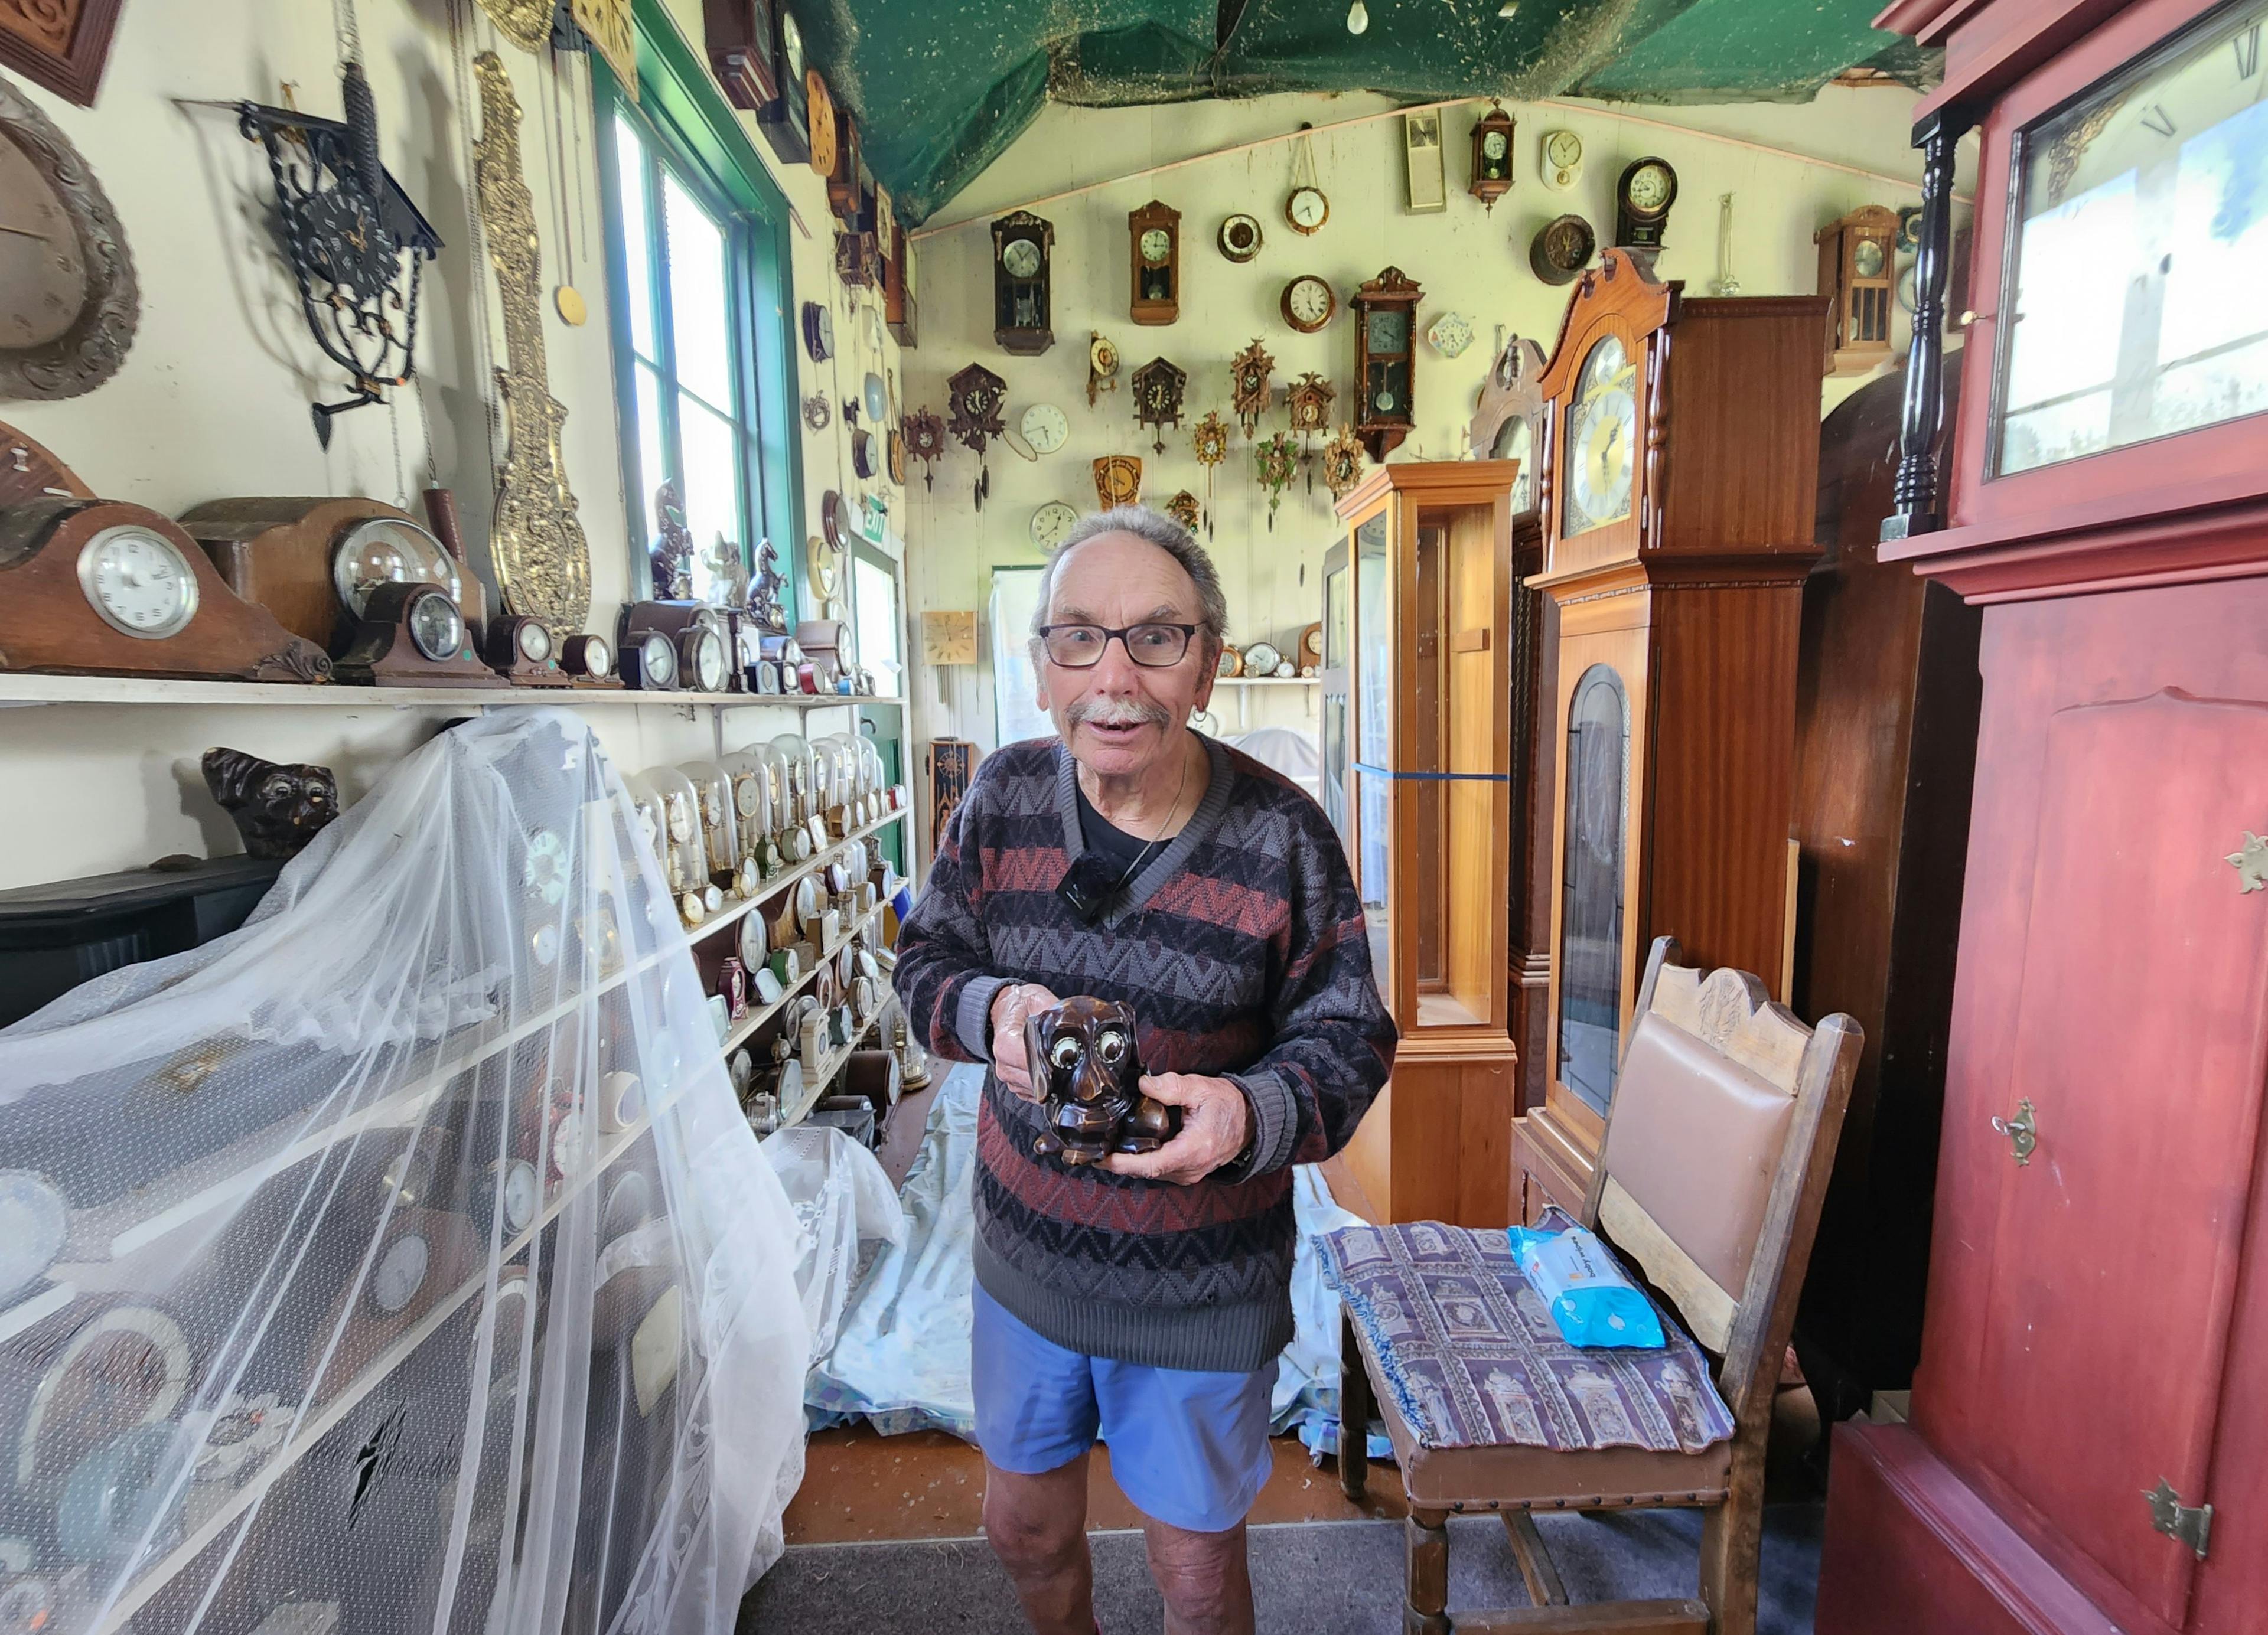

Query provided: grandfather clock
[1817,1,2268,1631]
[1513,249,1827,1221]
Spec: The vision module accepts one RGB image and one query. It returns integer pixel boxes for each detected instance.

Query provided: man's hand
[989,982,1062,1102]
[1103,1073,1251,1184]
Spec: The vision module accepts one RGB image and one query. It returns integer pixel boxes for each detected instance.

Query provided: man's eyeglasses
[1036,622,1203,669]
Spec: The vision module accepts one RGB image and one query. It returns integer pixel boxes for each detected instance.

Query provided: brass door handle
[1990,1099,2037,1167]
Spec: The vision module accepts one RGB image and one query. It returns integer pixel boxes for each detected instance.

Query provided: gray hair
[1027,505,1229,662]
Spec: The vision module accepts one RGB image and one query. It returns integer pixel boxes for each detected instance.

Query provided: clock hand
[0,220,51,242]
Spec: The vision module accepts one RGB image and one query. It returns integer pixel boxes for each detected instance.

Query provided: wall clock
[1286,372,1335,435]
[1087,331,1120,406]
[826,109,862,226]
[1020,403,1068,455]
[1217,214,1263,263]
[1615,156,1679,248]
[852,427,876,479]
[805,68,838,178]
[1031,501,1078,550]
[1469,103,1516,209]
[0,490,333,682]
[1230,338,1274,438]
[751,0,812,164]
[0,79,138,402]
[1530,213,1596,285]
[887,427,908,484]
[1281,275,1335,335]
[1321,425,1364,500]
[1093,455,1141,509]
[1816,204,1899,376]
[904,407,945,489]
[947,363,1006,510]
[1128,200,1180,325]
[1352,266,1422,462]
[1286,185,1328,235]
[704,0,780,112]
[1469,333,1547,517]
[1539,129,1584,192]
[920,609,977,665]
[818,493,855,563]
[1130,357,1187,455]
[991,209,1054,356]
[1165,491,1200,531]
[1428,311,1474,358]
[801,301,833,361]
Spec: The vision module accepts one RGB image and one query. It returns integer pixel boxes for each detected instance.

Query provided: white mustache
[1067,695,1171,729]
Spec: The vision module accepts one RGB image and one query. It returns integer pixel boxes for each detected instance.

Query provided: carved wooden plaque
[0,0,128,106]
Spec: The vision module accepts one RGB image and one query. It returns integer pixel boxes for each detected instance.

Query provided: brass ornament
[474,0,555,53]
[474,51,592,634]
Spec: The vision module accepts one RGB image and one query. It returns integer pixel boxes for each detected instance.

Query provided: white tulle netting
[0,710,810,1635]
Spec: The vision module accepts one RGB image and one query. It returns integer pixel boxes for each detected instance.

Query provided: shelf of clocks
[781,1000,896,1131]
[40,806,910,1281]
[0,673,904,709]
[82,1099,669,1635]
[716,898,889,1064]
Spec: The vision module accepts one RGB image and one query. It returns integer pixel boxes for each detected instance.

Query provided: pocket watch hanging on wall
[1191,410,1228,537]
[1131,357,1187,455]
[0,77,138,403]
[1230,340,1273,439]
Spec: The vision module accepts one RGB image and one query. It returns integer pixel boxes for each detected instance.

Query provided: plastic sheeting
[758,1127,905,1368]
[0,710,810,1635]
[806,1066,1366,1448]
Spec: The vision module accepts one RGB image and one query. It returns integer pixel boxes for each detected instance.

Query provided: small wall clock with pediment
[991,210,1054,356]
[1352,266,1422,462]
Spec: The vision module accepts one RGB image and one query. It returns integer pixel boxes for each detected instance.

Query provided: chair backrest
[1583,936,1862,1424]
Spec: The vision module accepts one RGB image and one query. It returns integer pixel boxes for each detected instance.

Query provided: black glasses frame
[1035,621,1204,670]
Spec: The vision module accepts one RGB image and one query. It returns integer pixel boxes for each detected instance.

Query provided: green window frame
[592,4,801,602]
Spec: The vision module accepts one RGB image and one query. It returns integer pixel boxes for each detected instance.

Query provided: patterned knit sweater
[892,735,1397,1372]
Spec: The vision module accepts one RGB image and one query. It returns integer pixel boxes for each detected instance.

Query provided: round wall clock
[805,69,838,177]
[852,428,875,479]
[1280,275,1335,334]
[1539,129,1583,192]
[1285,185,1329,236]
[1217,214,1264,262]
[801,301,833,361]
[863,371,887,422]
[1031,501,1077,549]
[1530,213,1597,285]
[1427,311,1475,358]
[809,529,843,598]
[0,79,138,402]
[1021,403,1069,454]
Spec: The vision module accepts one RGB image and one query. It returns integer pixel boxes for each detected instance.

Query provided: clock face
[1492,414,1534,512]
[1853,238,1886,279]
[1481,130,1508,164]
[641,631,677,687]
[500,1160,539,1233]
[1364,307,1410,354]
[1031,501,1079,549]
[1625,161,1674,214]
[406,587,464,661]
[689,629,726,691]
[782,8,804,77]
[1546,130,1583,169]
[1995,0,2268,475]
[1428,311,1474,357]
[516,620,552,663]
[1139,227,1172,265]
[962,386,992,417]
[1143,379,1174,413]
[1286,186,1328,231]
[1218,214,1263,261]
[371,1233,430,1315]
[580,633,614,677]
[1021,403,1068,453]
[1286,276,1332,327]
[1565,334,1638,537]
[0,139,87,348]
[1002,236,1042,279]
[77,526,198,639]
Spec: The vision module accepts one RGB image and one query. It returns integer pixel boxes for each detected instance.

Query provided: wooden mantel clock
[1814,2,2268,1633]
[1512,249,1827,1223]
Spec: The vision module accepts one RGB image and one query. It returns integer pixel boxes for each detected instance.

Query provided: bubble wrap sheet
[0,711,810,1635]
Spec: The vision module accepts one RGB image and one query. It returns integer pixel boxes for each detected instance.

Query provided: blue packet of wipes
[1505,1223,1666,1350]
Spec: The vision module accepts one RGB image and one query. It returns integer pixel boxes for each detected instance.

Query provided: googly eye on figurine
[1021,996,1179,1167]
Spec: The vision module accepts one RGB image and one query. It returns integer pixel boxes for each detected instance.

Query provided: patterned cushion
[1316,1212,1736,1455]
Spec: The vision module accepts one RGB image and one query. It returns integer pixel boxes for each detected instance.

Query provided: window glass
[853,549,901,697]
[677,399,742,602]
[662,173,735,410]
[991,566,1052,747]
[612,113,657,363]
[1558,664,1630,1118]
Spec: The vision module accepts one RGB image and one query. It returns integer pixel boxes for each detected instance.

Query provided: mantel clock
[991,210,1055,356]
[1351,267,1422,462]
[1325,458,1526,1226]
[1514,249,1827,1225]
[1815,204,1898,376]
[1128,200,1181,325]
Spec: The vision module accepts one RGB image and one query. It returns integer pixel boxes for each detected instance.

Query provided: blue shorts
[970,1281,1278,1534]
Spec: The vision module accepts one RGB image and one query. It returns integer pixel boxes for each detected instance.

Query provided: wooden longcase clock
[1513,249,1827,1224]
[1128,201,1179,325]
[991,211,1054,355]
[1352,267,1421,462]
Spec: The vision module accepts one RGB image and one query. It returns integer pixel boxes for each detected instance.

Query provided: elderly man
[892,505,1396,1635]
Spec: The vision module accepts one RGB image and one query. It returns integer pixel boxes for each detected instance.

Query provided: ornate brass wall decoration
[476,0,555,53]
[474,51,591,634]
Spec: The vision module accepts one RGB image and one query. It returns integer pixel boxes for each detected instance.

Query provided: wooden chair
[1338,936,1862,1634]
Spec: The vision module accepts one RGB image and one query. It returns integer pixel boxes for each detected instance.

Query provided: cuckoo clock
[834,225,878,290]
[991,210,1055,357]
[1128,201,1181,325]
[946,364,1006,511]
[1131,357,1187,455]
[1230,340,1274,438]
[1192,410,1228,535]
[1352,267,1422,462]
[1469,103,1516,209]
[1814,204,1899,376]
[904,407,945,491]
[1286,372,1335,436]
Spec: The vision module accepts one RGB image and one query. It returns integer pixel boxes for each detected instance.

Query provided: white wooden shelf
[1214,676,1319,687]
[716,900,888,1062]
[0,674,904,710]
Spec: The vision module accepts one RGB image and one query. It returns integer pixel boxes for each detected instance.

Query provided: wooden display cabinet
[1817,1,2268,1631]
[1327,459,1523,1228]
[1513,249,1827,1221]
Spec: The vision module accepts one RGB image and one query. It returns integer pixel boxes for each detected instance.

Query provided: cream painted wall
[896,87,1973,764]
[0,0,897,892]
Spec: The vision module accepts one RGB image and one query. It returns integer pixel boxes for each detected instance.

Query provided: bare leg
[1142,1515,1254,1635]
[983,1453,1096,1635]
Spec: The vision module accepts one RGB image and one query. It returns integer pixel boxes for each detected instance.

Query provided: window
[852,544,901,699]
[593,27,799,605]
[990,566,1051,748]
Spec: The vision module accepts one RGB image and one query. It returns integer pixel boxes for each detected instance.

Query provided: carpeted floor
[740,1503,1824,1633]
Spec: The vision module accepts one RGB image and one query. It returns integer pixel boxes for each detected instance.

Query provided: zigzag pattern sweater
[892,736,1397,1371]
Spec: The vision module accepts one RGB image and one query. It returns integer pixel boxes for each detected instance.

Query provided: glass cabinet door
[1319,546,1352,848]
[1353,512,1393,988]
[1557,663,1630,1115]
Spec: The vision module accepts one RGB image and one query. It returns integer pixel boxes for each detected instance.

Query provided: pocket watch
[1285,185,1329,235]
[1020,403,1069,455]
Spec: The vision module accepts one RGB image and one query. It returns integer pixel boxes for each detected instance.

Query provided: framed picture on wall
[1403,111,1446,214]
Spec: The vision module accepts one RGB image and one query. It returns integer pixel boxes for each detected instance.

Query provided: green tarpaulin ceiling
[793,0,1933,224]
